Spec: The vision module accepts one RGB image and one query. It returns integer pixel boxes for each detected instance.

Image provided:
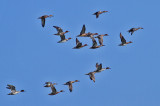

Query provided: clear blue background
[0,0,160,106]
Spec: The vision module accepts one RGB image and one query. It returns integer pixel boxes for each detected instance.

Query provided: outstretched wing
[69,84,73,92]
[7,84,16,93]
[51,84,57,94]
[76,38,82,47]
[60,34,65,41]
[120,33,126,44]
[80,24,86,35]
[98,36,103,45]
[53,26,63,33]
[90,73,95,82]
[41,18,45,27]
[91,36,97,47]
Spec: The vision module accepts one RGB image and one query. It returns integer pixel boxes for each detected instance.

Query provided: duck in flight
[73,38,87,49]
[93,11,108,18]
[119,33,132,46]
[48,83,64,95]
[6,84,24,95]
[63,80,79,92]
[38,15,53,27]
[94,63,111,73]
[128,27,143,35]
[53,26,69,36]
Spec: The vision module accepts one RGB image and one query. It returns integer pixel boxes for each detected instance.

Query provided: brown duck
[93,11,108,18]
[63,80,79,92]
[38,15,53,27]
[128,27,143,35]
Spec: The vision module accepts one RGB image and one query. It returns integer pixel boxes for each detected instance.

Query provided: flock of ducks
[6,11,143,95]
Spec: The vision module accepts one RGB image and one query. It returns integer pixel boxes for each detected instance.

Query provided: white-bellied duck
[6,84,24,95]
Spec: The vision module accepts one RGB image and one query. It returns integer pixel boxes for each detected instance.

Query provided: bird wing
[96,63,99,69]
[53,26,63,33]
[41,18,45,27]
[80,25,86,35]
[90,73,95,82]
[7,84,16,93]
[91,36,97,47]
[120,33,126,44]
[98,36,103,45]
[69,83,73,92]
[97,63,102,70]
[76,38,82,47]
[51,84,57,94]
[60,34,66,41]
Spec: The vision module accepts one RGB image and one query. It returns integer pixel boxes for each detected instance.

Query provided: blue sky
[0,0,160,106]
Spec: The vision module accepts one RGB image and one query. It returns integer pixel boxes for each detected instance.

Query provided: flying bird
[38,15,53,27]
[94,63,111,73]
[53,26,69,36]
[95,34,109,46]
[58,34,71,43]
[63,80,79,92]
[73,38,87,49]
[128,27,143,35]
[6,84,24,95]
[93,11,108,18]
[48,83,64,95]
[119,33,132,46]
